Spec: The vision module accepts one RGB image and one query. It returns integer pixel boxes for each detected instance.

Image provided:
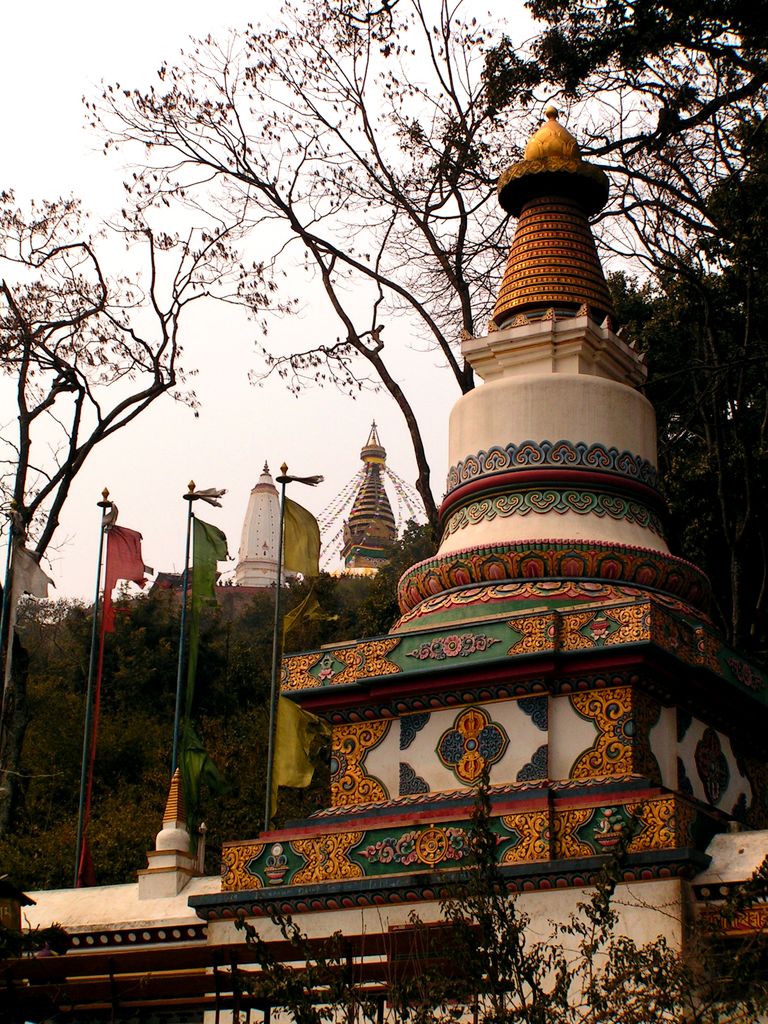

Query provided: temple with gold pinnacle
[341,423,397,572]
[17,109,768,1019]
[201,108,768,930]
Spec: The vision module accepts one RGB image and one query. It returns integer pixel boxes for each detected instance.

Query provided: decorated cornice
[193,850,708,921]
[282,596,766,717]
[441,488,665,541]
[393,580,700,632]
[445,439,658,497]
[396,540,710,615]
[214,788,712,898]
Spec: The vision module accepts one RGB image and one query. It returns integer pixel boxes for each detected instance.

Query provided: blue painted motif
[677,709,692,743]
[400,713,430,750]
[518,696,548,731]
[399,763,429,795]
[677,757,693,797]
[437,706,510,783]
[516,744,548,782]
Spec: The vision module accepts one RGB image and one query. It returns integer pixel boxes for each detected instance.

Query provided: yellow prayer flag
[283,498,320,577]
[271,697,331,819]
[283,588,325,639]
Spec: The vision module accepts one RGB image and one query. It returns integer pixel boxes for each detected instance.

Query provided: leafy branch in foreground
[234,776,768,1023]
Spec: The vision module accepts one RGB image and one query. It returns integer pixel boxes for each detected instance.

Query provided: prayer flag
[102,526,147,633]
[190,519,229,606]
[179,720,226,836]
[186,518,229,706]
[181,518,228,829]
[283,499,320,578]
[12,546,53,600]
[270,697,330,819]
[191,487,227,507]
[283,587,325,639]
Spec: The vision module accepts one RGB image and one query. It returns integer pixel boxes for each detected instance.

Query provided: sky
[1,0,529,599]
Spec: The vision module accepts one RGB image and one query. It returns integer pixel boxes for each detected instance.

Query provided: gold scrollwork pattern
[281,652,325,691]
[702,904,768,936]
[500,809,551,863]
[561,603,649,651]
[221,841,265,891]
[628,796,690,852]
[283,638,401,691]
[291,831,364,884]
[331,721,390,807]
[552,808,595,859]
[569,687,661,782]
[507,614,558,656]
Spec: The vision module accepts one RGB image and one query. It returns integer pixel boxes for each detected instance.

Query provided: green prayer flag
[186,518,228,716]
[271,696,331,820]
[191,518,229,604]
[181,517,228,832]
[179,720,226,839]
[283,498,320,577]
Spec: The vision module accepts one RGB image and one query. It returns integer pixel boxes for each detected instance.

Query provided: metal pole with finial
[74,488,113,888]
[263,464,323,832]
[264,464,289,832]
[172,481,197,775]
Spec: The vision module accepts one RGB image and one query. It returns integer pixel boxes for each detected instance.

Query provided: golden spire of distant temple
[342,423,397,572]
[492,105,614,328]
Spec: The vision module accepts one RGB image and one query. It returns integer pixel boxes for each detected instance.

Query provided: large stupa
[14,108,768,1019]
[208,107,766,927]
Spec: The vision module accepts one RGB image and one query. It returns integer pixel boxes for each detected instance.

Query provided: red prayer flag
[76,836,97,888]
[102,526,147,633]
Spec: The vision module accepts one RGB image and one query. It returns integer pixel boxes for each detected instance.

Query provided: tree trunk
[0,630,30,834]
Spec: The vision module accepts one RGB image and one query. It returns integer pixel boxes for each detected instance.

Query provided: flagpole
[172,482,196,775]
[74,488,113,888]
[263,464,323,832]
[264,465,289,832]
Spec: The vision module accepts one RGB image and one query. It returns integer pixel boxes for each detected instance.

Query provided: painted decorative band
[442,489,665,539]
[446,440,658,494]
[396,540,710,615]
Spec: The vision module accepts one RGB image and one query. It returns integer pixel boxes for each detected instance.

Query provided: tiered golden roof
[342,423,396,568]
[492,107,614,328]
[162,768,186,825]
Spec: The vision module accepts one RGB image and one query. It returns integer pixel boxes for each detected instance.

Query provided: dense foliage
[235,778,768,1023]
[0,525,435,889]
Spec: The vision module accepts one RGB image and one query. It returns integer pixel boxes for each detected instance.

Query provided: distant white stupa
[234,463,280,587]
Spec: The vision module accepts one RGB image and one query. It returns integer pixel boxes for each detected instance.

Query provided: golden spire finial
[163,768,186,825]
[524,105,579,162]
[491,104,614,327]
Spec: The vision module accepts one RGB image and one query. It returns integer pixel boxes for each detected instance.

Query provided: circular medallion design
[415,827,450,865]
[437,706,509,784]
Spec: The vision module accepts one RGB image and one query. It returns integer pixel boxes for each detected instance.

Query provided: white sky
[1,0,530,598]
